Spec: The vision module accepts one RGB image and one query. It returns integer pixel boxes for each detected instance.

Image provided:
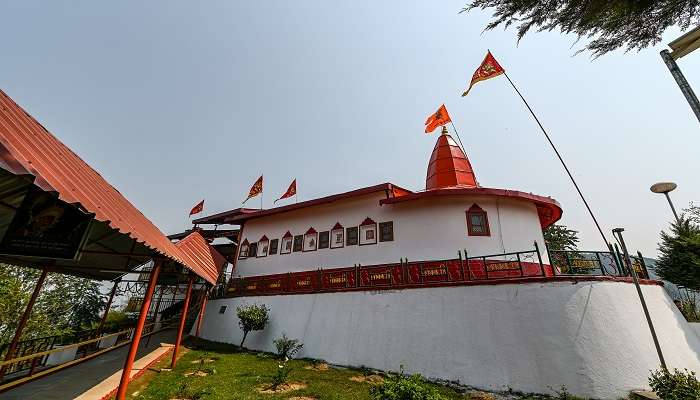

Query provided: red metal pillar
[115,260,161,400]
[170,274,194,369]
[0,268,49,380]
[96,280,119,336]
[144,287,163,347]
[195,288,209,337]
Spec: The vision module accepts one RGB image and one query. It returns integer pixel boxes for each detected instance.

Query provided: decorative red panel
[421,262,450,283]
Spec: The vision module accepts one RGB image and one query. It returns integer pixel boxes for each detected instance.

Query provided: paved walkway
[0,329,177,400]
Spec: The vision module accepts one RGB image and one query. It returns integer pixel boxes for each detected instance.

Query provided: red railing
[221,244,559,298]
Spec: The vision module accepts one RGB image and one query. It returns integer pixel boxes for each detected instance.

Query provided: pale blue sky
[1,1,698,257]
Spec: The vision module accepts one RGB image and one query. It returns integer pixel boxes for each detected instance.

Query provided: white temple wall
[235,193,548,278]
[195,281,700,399]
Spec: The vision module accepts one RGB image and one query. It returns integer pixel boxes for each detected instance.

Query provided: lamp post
[661,26,700,125]
[650,182,680,223]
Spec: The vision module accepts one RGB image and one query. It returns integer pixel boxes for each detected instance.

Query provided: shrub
[236,303,270,348]
[649,368,700,400]
[270,361,292,390]
[370,367,445,400]
[273,333,304,360]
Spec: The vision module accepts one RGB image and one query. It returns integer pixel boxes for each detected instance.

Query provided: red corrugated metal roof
[0,89,220,283]
[175,231,226,284]
[426,129,478,190]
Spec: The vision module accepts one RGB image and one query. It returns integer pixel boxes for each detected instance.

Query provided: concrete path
[0,329,177,400]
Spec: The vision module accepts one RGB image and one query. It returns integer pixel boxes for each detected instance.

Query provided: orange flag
[462,51,505,96]
[424,104,452,133]
[243,175,263,204]
[189,199,204,216]
[274,179,297,203]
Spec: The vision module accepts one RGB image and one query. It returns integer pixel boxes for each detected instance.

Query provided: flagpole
[502,71,610,247]
[449,122,468,154]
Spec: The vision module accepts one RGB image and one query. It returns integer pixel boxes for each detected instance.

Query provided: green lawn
[124,338,468,400]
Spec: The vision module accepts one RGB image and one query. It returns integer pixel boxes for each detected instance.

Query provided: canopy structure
[0,89,224,284]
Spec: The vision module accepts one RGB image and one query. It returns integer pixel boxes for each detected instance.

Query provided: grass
[123,338,466,400]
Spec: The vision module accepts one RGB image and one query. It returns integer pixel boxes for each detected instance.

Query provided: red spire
[425,126,478,190]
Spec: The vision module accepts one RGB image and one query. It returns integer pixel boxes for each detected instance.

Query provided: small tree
[655,218,700,291]
[236,303,269,348]
[543,223,580,252]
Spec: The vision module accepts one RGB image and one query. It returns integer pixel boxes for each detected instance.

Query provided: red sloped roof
[175,231,226,284]
[0,89,220,283]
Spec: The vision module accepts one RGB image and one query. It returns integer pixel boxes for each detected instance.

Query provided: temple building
[193,127,700,399]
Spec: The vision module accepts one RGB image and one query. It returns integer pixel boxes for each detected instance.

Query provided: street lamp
[661,26,700,124]
[650,181,680,223]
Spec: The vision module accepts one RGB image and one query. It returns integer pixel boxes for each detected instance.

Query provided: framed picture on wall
[238,239,249,259]
[318,231,330,249]
[379,221,394,242]
[293,235,303,252]
[257,235,269,257]
[330,223,344,249]
[359,218,377,245]
[269,239,279,255]
[303,228,317,252]
[346,227,358,246]
[280,232,293,254]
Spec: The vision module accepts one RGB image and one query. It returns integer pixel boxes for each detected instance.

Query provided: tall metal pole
[664,192,681,223]
[503,71,610,248]
[171,274,194,369]
[116,260,161,400]
[0,268,49,380]
[660,50,700,124]
[613,228,667,369]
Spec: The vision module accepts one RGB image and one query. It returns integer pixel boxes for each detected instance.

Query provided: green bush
[273,333,303,360]
[649,368,700,400]
[235,303,269,348]
[370,368,445,400]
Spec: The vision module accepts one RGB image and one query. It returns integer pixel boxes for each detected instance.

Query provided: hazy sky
[1,1,698,257]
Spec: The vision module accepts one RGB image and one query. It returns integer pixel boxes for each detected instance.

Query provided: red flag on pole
[424,104,452,133]
[274,179,297,204]
[243,175,263,204]
[462,51,505,96]
[189,200,204,216]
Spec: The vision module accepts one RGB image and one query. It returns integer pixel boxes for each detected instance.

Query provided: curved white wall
[235,193,548,277]
[196,281,700,399]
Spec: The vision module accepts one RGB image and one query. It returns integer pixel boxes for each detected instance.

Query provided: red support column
[195,288,209,337]
[171,274,194,369]
[96,280,119,336]
[0,268,49,380]
[115,260,161,400]
[144,288,163,347]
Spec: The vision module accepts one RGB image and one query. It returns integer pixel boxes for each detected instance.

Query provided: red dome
[426,127,478,190]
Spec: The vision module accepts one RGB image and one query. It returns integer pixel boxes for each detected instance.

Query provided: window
[346,227,358,246]
[293,235,303,252]
[379,221,394,242]
[218,305,227,314]
[318,231,330,249]
[269,239,279,255]
[466,204,490,236]
[248,242,258,257]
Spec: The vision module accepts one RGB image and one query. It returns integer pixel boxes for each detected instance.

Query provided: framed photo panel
[318,231,330,249]
[303,228,318,252]
[257,235,269,257]
[280,232,293,254]
[359,218,377,246]
[248,242,258,257]
[330,223,344,249]
[238,239,249,259]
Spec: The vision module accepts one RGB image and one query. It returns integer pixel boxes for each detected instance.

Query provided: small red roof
[426,129,478,190]
[174,231,227,284]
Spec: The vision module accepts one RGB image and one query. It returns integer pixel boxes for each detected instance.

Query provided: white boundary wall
[195,281,700,399]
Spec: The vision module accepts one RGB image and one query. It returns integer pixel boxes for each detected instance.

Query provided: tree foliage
[0,264,106,343]
[236,303,270,348]
[656,218,700,291]
[462,1,700,57]
[543,223,580,251]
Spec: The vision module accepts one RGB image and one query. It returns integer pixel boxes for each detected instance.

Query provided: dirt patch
[349,374,384,385]
[190,358,216,364]
[256,382,307,394]
[304,362,329,371]
[288,397,318,400]
[184,370,210,377]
